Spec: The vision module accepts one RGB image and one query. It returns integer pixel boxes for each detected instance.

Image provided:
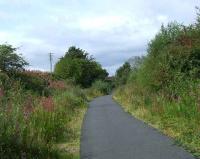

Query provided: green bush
[13,72,50,96]
[137,22,200,93]
[92,80,111,94]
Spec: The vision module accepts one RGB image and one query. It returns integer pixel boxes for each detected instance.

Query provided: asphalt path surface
[80,95,195,159]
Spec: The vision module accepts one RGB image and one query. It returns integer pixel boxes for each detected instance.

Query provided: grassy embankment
[0,71,87,159]
[114,12,200,157]
[114,83,200,156]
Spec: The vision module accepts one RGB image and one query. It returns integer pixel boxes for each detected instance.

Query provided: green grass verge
[113,86,200,158]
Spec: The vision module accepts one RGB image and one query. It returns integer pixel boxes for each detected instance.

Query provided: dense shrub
[13,72,50,96]
[137,22,200,94]
[54,46,108,88]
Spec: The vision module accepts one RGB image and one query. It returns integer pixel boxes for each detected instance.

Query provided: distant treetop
[0,44,28,73]
[54,46,108,88]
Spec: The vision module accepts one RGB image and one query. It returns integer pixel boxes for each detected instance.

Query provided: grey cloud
[0,0,199,75]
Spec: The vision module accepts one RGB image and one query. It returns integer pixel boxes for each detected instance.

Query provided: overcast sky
[0,0,199,75]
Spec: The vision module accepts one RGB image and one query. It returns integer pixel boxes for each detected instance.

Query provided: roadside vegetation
[0,44,108,158]
[85,79,113,100]
[114,9,200,157]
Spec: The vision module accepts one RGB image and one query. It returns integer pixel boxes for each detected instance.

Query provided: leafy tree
[54,46,108,87]
[64,46,93,60]
[127,56,145,71]
[0,44,28,73]
[115,62,131,86]
[126,56,145,82]
[195,6,200,27]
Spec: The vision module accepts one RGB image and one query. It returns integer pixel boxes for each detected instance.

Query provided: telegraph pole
[49,52,53,73]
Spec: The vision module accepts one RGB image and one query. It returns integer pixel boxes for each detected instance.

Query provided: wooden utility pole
[49,52,53,73]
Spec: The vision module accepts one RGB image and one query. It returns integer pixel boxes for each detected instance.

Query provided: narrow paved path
[81,95,195,159]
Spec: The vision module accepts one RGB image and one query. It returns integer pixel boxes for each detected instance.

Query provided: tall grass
[0,73,87,158]
[114,81,200,156]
